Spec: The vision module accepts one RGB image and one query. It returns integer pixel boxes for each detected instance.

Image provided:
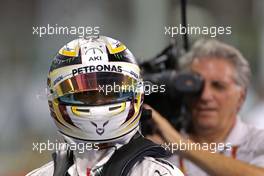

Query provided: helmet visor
[52,72,141,105]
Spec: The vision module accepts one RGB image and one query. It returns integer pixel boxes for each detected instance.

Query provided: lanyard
[87,168,91,176]
[178,146,239,175]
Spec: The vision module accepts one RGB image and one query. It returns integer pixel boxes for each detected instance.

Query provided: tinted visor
[58,90,133,106]
[53,72,140,105]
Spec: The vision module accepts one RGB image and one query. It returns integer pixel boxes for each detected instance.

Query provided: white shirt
[245,102,264,129]
[167,117,264,176]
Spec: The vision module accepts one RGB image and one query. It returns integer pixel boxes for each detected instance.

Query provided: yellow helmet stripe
[107,44,127,54]
[59,46,79,57]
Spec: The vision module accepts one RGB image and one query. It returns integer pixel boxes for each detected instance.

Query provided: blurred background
[0,0,264,175]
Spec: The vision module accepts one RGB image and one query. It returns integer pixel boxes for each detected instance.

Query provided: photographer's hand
[143,104,183,145]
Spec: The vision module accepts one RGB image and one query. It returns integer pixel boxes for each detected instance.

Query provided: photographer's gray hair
[180,39,251,90]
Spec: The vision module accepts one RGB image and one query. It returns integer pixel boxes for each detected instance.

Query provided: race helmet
[47,36,144,143]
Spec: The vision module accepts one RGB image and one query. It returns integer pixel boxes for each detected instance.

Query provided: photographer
[145,39,264,176]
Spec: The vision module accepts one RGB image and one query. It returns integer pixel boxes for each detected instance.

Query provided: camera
[140,41,204,134]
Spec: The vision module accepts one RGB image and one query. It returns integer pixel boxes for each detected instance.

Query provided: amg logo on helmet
[72,64,122,76]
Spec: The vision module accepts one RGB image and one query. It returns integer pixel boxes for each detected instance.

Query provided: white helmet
[47,36,144,143]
